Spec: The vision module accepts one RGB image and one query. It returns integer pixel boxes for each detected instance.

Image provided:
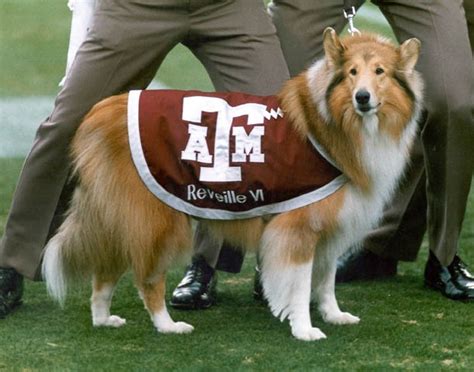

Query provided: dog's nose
[355,90,371,105]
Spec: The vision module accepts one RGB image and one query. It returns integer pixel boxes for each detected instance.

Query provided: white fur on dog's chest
[361,114,417,196]
[334,114,418,256]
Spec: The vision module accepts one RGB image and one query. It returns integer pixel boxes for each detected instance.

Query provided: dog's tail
[41,196,97,307]
[42,229,69,306]
[41,94,135,306]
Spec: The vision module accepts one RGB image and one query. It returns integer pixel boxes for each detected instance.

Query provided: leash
[343,0,361,36]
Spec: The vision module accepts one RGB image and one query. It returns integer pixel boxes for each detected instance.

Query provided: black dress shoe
[170,255,217,310]
[0,268,24,318]
[424,252,474,301]
[336,249,398,283]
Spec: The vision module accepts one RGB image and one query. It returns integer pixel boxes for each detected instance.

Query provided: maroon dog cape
[128,90,347,219]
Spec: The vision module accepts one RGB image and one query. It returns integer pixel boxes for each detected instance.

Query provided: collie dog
[42,29,423,341]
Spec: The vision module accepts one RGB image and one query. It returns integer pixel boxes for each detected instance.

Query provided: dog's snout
[355,90,371,105]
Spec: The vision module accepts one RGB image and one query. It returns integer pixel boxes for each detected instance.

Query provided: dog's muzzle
[354,89,379,115]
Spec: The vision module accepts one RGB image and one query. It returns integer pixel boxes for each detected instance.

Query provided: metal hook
[343,6,361,36]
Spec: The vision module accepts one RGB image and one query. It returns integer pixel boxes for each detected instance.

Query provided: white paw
[323,311,360,325]
[157,321,194,334]
[291,326,327,341]
[93,315,127,328]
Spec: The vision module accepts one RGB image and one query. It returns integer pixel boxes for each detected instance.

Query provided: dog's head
[322,28,422,122]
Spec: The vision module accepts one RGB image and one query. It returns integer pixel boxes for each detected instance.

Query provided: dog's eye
[375,67,384,75]
[349,68,357,76]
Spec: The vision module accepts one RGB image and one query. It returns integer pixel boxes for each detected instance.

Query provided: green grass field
[1,1,473,370]
[1,158,473,370]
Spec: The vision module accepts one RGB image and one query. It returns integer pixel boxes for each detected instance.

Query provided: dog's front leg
[286,261,328,341]
[260,224,326,341]
[312,249,360,325]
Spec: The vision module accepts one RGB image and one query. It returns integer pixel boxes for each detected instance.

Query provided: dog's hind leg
[312,246,360,325]
[260,209,326,341]
[91,272,127,328]
[137,274,194,334]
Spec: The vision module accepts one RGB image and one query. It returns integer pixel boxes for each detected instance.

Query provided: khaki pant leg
[464,0,474,51]
[269,0,365,76]
[271,0,473,265]
[372,0,474,266]
[464,0,474,131]
[186,0,291,269]
[0,1,188,279]
[189,0,290,94]
[370,0,474,262]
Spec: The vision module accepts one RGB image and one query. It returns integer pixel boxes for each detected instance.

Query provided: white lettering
[181,124,212,163]
[232,126,265,163]
[181,96,269,182]
[236,194,247,203]
[185,184,259,205]
[249,189,264,202]
[196,188,207,200]
[206,189,215,199]
[187,184,197,200]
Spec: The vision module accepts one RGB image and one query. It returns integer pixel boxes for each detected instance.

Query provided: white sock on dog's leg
[91,283,126,328]
[152,302,194,334]
[287,262,327,341]
[313,259,360,325]
[263,257,326,341]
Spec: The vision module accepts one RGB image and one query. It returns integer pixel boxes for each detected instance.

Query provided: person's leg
[0,0,188,316]
[465,0,474,134]
[189,0,290,94]
[373,0,473,299]
[170,0,290,309]
[465,0,474,51]
[376,0,473,264]
[190,0,290,265]
[269,0,365,77]
[170,223,218,310]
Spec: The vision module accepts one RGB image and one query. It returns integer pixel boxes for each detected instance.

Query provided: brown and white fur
[42,29,423,341]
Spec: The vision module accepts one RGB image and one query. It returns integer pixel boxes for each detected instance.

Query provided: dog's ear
[398,38,421,73]
[323,28,344,67]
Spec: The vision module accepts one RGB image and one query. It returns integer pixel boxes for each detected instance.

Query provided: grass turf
[1,162,473,370]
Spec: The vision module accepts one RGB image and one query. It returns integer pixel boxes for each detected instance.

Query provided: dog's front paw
[323,311,360,325]
[157,321,194,334]
[93,315,127,328]
[291,326,327,341]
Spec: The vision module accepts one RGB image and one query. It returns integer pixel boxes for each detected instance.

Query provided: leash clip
[343,6,361,36]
